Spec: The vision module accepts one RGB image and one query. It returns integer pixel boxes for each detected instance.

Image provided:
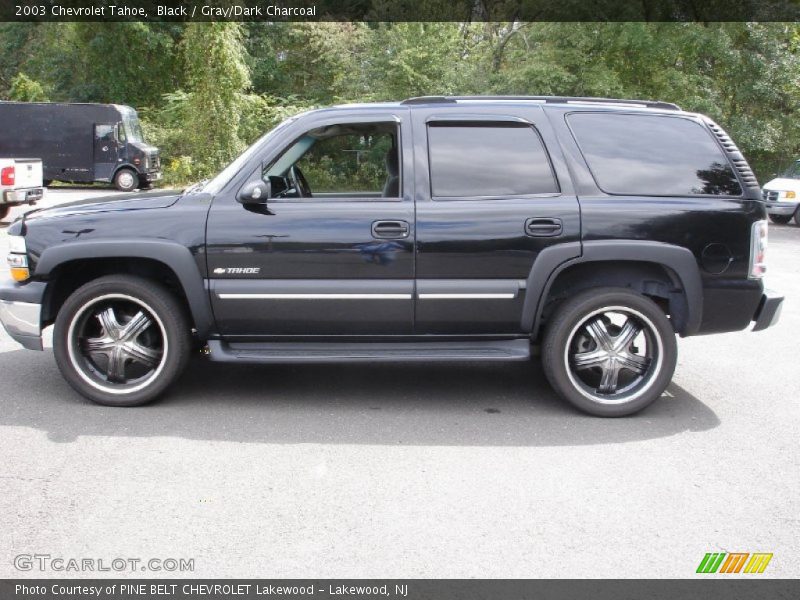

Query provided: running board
[207,339,531,364]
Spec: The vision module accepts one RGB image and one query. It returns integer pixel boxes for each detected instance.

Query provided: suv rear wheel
[542,288,677,417]
[769,214,792,225]
[53,275,191,406]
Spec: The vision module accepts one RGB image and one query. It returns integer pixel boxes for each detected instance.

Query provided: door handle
[372,220,410,239]
[525,218,563,237]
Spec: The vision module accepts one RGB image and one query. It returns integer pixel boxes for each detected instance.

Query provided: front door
[411,105,581,334]
[206,112,415,337]
[93,123,118,181]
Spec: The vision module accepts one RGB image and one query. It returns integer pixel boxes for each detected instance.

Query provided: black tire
[542,287,677,417]
[769,214,792,225]
[53,275,191,406]
[0,205,9,221]
[113,168,138,192]
[794,206,800,226]
[43,179,53,187]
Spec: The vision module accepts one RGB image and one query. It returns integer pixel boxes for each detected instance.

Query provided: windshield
[121,112,144,143]
[201,114,301,195]
[781,161,800,179]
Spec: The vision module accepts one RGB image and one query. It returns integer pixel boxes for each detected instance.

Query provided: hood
[762,177,800,192]
[129,141,159,154]
[22,189,183,224]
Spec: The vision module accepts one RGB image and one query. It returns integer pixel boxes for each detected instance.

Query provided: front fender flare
[35,239,213,338]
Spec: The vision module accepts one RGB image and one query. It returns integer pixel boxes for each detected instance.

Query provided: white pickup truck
[0,158,44,221]
[762,159,800,225]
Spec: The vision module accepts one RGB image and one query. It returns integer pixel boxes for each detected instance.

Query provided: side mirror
[236,180,270,205]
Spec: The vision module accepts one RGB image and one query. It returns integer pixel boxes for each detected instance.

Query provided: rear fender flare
[523,240,703,337]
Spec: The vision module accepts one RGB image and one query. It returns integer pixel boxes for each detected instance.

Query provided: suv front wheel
[53,275,191,406]
[542,288,677,417]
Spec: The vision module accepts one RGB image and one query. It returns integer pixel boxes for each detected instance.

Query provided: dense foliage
[1,21,798,183]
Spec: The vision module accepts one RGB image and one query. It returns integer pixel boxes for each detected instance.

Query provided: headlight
[785,191,796,199]
[8,235,26,254]
[7,235,29,282]
[749,220,768,279]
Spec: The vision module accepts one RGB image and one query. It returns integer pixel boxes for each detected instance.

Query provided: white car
[762,159,800,225]
[0,158,44,221]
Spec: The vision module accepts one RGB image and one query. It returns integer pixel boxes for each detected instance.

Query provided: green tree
[8,72,48,101]
[182,23,251,176]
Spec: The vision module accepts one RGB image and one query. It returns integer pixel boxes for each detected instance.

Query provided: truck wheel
[53,275,191,406]
[794,206,800,226]
[0,205,9,221]
[542,288,677,417]
[113,168,138,192]
[769,214,792,225]
[43,179,52,187]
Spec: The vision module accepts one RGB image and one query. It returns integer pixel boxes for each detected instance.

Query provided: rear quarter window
[567,112,742,197]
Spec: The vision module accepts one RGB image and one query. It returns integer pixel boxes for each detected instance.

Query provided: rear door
[411,104,580,334]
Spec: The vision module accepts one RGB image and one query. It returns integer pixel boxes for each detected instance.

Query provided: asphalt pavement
[0,189,797,578]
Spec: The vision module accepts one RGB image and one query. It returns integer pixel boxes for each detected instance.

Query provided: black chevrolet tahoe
[0,96,784,416]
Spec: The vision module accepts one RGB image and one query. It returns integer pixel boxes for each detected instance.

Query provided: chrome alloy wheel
[564,305,664,404]
[67,294,168,395]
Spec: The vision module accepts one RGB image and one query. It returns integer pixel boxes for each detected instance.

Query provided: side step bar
[207,339,531,364]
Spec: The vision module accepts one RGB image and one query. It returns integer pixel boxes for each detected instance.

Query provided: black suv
[0,96,784,416]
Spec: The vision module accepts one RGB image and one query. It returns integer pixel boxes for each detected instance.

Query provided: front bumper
[143,171,162,183]
[0,280,46,350]
[764,201,798,216]
[752,289,784,332]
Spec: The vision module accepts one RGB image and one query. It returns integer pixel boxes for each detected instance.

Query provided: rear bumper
[0,280,46,350]
[2,187,43,205]
[752,289,784,332]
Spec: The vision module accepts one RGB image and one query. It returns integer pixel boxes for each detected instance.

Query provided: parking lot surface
[0,189,797,578]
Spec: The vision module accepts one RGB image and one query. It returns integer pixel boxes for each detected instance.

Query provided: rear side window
[427,122,558,198]
[567,113,742,197]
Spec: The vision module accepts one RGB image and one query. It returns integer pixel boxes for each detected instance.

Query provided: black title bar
[2,0,800,22]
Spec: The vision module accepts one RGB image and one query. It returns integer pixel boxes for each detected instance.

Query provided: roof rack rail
[401,96,458,105]
[401,95,681,111]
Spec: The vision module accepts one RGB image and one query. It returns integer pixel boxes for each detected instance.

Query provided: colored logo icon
[697,552,773,574]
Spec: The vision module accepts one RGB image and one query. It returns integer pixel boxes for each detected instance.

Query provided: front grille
[149,153,160,170]
[762,190,780,202]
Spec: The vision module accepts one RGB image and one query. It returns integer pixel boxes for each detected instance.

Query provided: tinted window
[264,122,400,198]
[567,113,742,196]
[294,131,395,194]
[427,123,558,198]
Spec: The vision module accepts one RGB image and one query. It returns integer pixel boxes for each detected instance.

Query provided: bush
[162,156,195,187]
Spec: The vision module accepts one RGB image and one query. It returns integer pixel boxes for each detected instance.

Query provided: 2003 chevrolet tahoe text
[0,96,784,416]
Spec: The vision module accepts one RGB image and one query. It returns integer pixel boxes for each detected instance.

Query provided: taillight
[1,166,15,186]
[749,220,768,279]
